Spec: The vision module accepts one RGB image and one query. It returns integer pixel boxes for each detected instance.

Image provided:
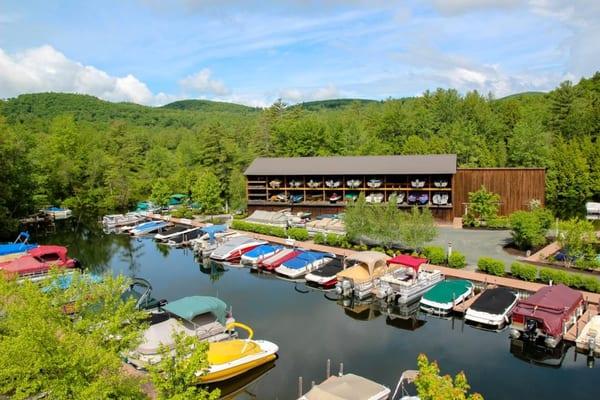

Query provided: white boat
[586,202,600,220]
[43,207,72,220]
[465,287,518,329]
[420,280,473,316]
[269,179,282,188]
[126,296,235,368]
[576,315,600,356]
[307,179,321,188]
[336,251,394,300]
[102,213,146,229]
[366,193,384,203]
[210,236,267,262]
[433,179,448,188]
[325,180,341,188]
[155,226,202,246]
[300,373,390,400]
[275,251,334,279]
[367,179,382,188]
[191,226,237,258]
[347,179,362,188]
[375,255,444,304]
[410,179,426,188]
[289,179,302,188]
[129,220,170,236]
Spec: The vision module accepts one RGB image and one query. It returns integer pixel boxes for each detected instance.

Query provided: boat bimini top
[163,296,228,325]
[337,251,391,283]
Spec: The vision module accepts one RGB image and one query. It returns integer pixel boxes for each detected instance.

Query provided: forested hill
[1,73,599,236]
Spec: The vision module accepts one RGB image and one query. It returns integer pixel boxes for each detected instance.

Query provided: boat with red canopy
[374,254,444,304]
[0,245,79,282]
[509,284,585,348]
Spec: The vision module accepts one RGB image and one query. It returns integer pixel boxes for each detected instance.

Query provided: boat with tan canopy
[335,251,395,299]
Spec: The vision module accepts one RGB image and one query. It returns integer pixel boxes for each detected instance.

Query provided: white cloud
[429,0,521,15]
[279,84,340,103]
[0,45,176,105]
[179,68,229,95]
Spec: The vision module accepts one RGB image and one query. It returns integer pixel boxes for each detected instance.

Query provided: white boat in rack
[367,179,382,188]
[325,180,341,188]
[366,193,384,203]
[375,255,444,304]
[410,179,426,188]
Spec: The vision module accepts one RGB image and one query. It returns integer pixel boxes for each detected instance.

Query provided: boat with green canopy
[420,279,473,315]
[126,295,236,368]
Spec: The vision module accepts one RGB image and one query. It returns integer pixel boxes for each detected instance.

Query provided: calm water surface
[40,224,598,399]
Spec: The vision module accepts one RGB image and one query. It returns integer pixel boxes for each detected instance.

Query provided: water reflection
[205,360,276,399]
[510,338,569,369]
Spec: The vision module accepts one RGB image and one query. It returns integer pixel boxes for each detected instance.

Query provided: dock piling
[326,359,331,378]
[339,362,344,376]
[298,376,303,397]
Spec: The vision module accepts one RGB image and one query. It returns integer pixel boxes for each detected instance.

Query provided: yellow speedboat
[196,323,278,384]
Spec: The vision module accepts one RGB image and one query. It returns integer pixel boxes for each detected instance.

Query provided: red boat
[0,245,79,281]
[510,284,585,348]
[258,249,302,272]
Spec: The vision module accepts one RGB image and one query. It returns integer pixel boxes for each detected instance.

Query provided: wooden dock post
[339,362,344,376]
[298,377,303,397]
[326,359,331,379]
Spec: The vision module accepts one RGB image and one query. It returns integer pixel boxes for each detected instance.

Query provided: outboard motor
[523,319,538,341]
[73,258,83,270]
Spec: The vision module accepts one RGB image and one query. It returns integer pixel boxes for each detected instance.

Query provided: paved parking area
[429,227,519,270]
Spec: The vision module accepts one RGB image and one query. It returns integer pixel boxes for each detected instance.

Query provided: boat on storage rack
[375,255,444,304]
[335,251,393,300]
[347,179,361,188]
[410,179,426,188]
[0,231,37,262]
[210,236,267,262]
[325,179,341,188]
[465,287,518,329]
[129,220,170,236]
[275,251,334,279]
[256,249,303,272]
[126,296,236,368]
[576,316,600,357]
[305,258,344,288]
[367,179,382,188]
[366,193,384,203]
[509,284,585,348]
[329,193,342,203]
[196,322,278,384]
[241,244,284,265]
[420,279,473,316]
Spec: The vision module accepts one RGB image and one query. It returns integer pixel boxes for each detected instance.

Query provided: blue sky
[0,0,598,106]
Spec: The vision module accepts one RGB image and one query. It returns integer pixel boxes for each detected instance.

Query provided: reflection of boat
[127,296,236,368]
[383,300,426,331]
[509,284,585,348]
[0,245,79,282]
[257,249,302,272]
[205,360,276,399]
[465,287,518,329]
[420,280,473,316]
[305,258,344,288]
[210,236,267,262]
[375,255,444,304]
[509,338,569,369]
[241,244,284,265]
[576,315,600,357]
[300,373,390,400]
[275,251,334,279]
[0,231,37,262]
[43,206,72,220]
[335,251,393,300]
[197,323,278,384]
[129,220,170,236]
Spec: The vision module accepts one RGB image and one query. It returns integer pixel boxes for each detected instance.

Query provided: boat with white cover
[465,287,518,329]
[375,255,444,304]
[299,373,390,400]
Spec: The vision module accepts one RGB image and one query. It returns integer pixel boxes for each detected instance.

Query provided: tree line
[1,72,599,237]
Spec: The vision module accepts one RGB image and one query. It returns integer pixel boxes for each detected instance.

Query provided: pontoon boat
[335,251,393,299]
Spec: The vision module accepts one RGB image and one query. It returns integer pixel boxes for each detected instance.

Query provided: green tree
[343,192,372,244]
[151,178,172,207]
[414,354,483,400]
[509,208,553,250]
[193,171,223,214]
[399,206,438,252]
[507,119,550,167]
[228,169,247,212]
[464,186,500,226]
[557,218,598,266]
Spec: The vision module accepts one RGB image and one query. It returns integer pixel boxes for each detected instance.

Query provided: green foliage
[447,251,467,269]
[464,186,500,226]
[228,169,247,212]
[557,219,598,265]
[537,267,600,293]
[509,208,553,250]
[510,262,538,281]
[151,179,172,207]
[477,257,506,276]
[414,354,483,400]
[313,232,326,244]
[399,206,438,252]
[287,227,309,241]
[0,272,149,399]
[193,171,223,215]
[171,206,194,219]
[486,216,511,229]
[148,332,220,400]
[230,220,286,238]
[423,246,447,265]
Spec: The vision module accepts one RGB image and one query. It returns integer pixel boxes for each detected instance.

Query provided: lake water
[39,223,598,399]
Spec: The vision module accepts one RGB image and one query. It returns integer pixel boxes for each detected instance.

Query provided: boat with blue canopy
[127,295,236,368]
[0,231,37,262]
[129,220,170,236]
[241,244,284,265]
[275,251,334,279]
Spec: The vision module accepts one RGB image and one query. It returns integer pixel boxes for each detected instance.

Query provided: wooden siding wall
[452,168,546,217]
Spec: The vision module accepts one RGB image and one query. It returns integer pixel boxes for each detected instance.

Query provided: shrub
[477,257,505,276]
[325,233,343,247]
[423,246,446,265]
[447,251,466,269]
[510,262,537,281]
[487,216,510,229]
[464,186,500,226]
[287,227,309,241]
[509,208,553,250]
[230,220,286,238]
[538,268,572,286]
[313,233,326,244]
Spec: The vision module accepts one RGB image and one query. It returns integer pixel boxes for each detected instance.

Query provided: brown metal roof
[244,154,457,176]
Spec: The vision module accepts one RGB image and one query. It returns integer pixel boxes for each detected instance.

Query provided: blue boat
[0,232,37,258]
[241,244,284,265]
[129,220,169,236]
[275,251,334,279]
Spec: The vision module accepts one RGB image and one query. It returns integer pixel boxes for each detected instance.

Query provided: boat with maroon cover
[305,258,344,288]
[0,245,79,282]
[510,284,585,348]
[257,249,303,272]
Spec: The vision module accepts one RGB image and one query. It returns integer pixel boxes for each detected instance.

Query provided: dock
[148,213,600,305]
[564,303,599,342]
